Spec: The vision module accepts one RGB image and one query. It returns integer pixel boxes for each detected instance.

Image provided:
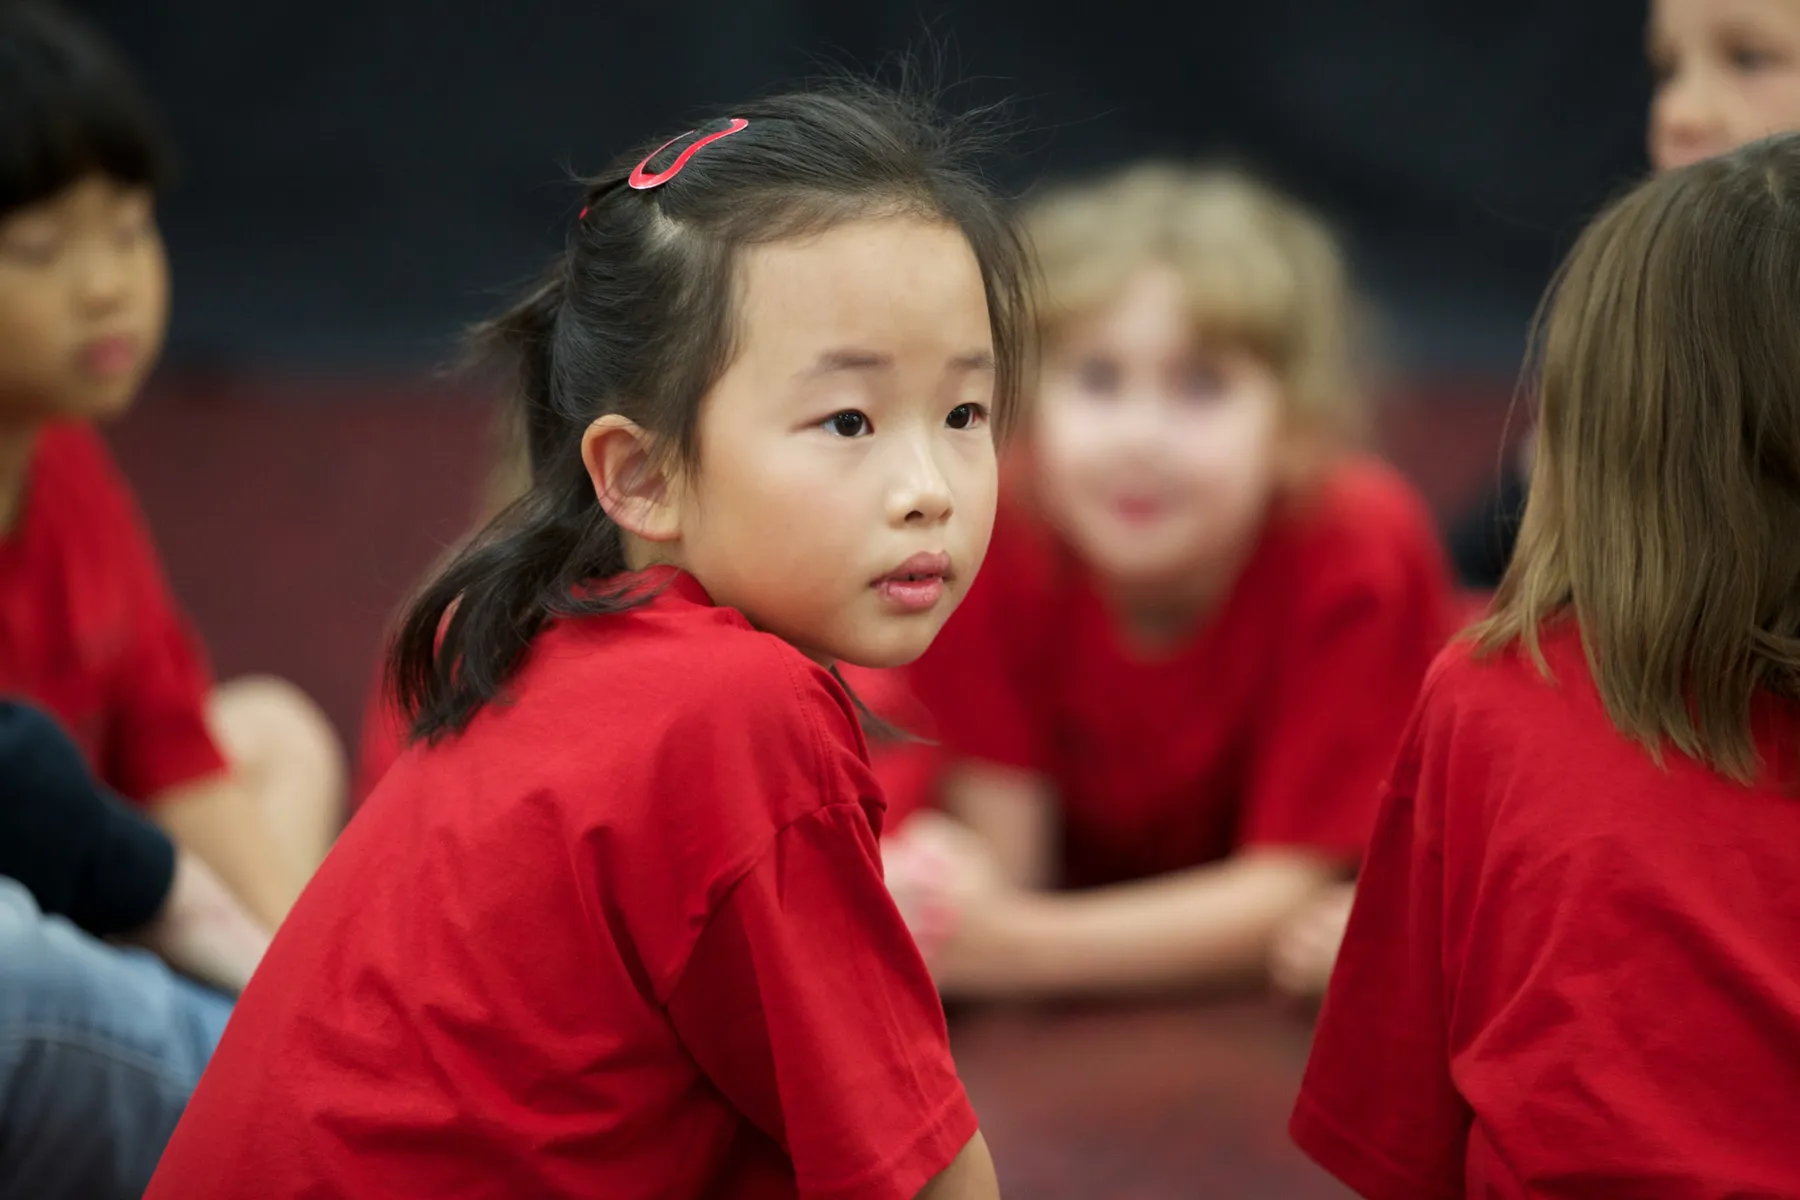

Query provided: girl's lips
[875,576,947,612]
[1110,495,1168,524]
[77,334,141,376]
[872,552,953,613]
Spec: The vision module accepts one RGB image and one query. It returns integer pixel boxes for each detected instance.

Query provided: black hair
[0,3,172,216]
[391,80,1032,742]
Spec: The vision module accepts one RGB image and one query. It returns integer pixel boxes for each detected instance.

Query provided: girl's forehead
[733,218,990,351]
[1656,0,1800,37]
[1050,277,1263,360]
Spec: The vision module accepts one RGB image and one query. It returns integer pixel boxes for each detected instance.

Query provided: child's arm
[1270,881,1357,999]
[134,850,272,993]
[915,1132,1000,1199]
[943,761,1055,889]
[992,850,1339,996]
[149,775,306,932]
[895,763,1336,997]
[905,810,1337,998]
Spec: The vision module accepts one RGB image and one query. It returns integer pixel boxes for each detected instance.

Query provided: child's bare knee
[209,675,346,793]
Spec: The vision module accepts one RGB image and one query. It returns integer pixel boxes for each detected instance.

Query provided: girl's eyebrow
[796,348,995,378]
[800,349,891,378]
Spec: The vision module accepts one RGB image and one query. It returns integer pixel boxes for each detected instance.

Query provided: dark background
[84,0,1650,374]
[69,0,1651,741]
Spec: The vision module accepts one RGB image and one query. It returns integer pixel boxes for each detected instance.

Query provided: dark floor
[107,371,1518,746]
[954,996,1353,1197]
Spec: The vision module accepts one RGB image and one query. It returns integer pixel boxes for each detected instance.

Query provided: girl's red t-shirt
[1296,624,1800,1197]
[148,570,975,1200]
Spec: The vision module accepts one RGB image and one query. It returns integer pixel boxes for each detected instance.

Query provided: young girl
[1308,0,1800,1000]
[1294,132,1800,1198]
[882,165,1457,999]
[146,85,1024,1199]
[0,3,341,934]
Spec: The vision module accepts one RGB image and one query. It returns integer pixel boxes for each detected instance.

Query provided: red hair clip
[628,118,749,190]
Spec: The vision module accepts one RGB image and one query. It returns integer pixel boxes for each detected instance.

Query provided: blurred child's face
[0,176,167,424]
[1649,0,1800,171]
[677,215,999,668]
[1035,265,1284,595]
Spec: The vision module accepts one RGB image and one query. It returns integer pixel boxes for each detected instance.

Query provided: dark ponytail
[389,80,1032,744]
[390,270,639,741]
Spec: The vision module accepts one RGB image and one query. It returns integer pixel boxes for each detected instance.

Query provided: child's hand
[882,812,1018,995]
[1269,882,1356,1001]
[882,819,959,956]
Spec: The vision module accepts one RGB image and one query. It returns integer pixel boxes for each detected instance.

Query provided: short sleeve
[1290,724,1470,1199]
[1240,525,1454,859]
[88,440,227,802]
[667,801,977,1200]
[905,509,1052,775]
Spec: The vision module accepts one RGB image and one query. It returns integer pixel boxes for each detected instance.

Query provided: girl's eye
[1729,44,1779,73]
[1175,362,1228,402]
[945,403,988,430]
[824,410,871,438]
[114,215,150,249]
[1074,356,1120,396]
[1,236,59,267]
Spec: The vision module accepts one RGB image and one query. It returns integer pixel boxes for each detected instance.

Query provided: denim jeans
[0,875,232,1200]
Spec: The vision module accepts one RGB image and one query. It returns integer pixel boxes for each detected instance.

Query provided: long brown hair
[1474,133,1800,782]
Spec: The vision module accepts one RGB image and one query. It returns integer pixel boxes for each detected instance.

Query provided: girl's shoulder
[1396,623,1592,788]
[539,574,869,777]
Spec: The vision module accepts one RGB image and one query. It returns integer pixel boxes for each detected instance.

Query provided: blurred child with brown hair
[1296,127,1800,1200]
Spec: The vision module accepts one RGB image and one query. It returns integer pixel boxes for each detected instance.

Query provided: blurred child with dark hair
[0,3,344,932]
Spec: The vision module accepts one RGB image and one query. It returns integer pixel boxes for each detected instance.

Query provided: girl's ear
[581,415,683,542]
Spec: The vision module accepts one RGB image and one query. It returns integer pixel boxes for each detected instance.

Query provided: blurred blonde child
[885,165,1457,999]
